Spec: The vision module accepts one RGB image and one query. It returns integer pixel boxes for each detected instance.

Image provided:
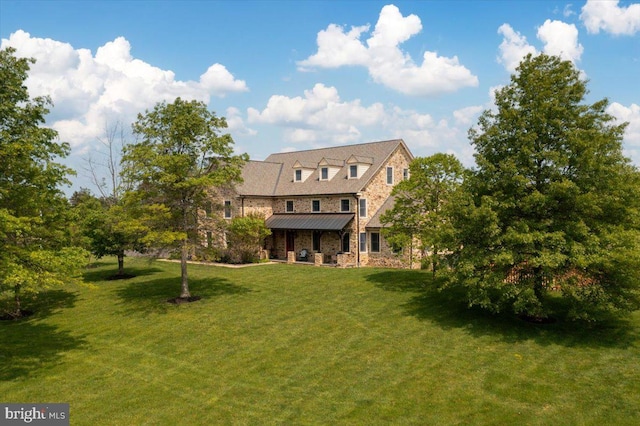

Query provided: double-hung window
[386,167,394,185]
[312,200,321,212]
[224,200,232,219]
[286,200,294,212]
[341,199,350,212]
[359,198,367,218]
[359,232,367,253]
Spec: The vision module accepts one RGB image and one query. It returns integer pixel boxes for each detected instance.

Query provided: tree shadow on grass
[0,290,86,381]
[82,265,163,283]
[113,276,251,315]
[366,270,639,349]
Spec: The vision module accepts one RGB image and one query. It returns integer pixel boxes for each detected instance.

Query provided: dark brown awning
[265,213,354,231]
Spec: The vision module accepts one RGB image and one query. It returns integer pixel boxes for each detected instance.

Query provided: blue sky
[1,0,639,194]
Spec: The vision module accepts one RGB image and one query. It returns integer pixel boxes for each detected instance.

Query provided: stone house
[213,139,419,267]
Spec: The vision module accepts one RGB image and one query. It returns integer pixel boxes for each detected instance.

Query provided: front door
[286,231,295,254]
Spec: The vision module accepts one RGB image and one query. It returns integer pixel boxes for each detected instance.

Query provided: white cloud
[453,105,484,126]
[245,83,475,163]
[537,20,583,63]
[225,107,256,137]
[298,24,370,69]
[497,20,583,73]
[497,24,538,73]
[608,102,640,148]
[298,4,478,96]
[1,30,248,149]
[581,0,640,35]
[247,83,385,144]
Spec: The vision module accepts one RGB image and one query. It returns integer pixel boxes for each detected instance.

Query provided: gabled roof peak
[346,155,374,165]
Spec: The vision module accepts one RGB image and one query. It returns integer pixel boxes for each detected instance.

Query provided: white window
[403,168,410,180]
[224,200,232,219]
[295,169,302,182]
[341,199,350,212]
[286,200,294,212]
[349,164,358,179]
[386,166,394,185]
[359,232,367,253]
[359,198,367,218]
[320,167,329,181]
[312,200,320,212]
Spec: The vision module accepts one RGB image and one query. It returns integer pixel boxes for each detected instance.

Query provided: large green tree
[71,189,146,277]
[453,53,640,320]
[381,154,464,275]
[0,47,87,317]
[121,97,247,299]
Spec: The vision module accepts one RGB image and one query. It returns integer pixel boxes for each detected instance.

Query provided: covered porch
[264,213,356,267]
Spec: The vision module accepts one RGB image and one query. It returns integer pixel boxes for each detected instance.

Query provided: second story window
[387,166,394,185]
[312,200,321,212]
[403,168,410,180]
[341,199,350,212]
[224,200,232,219]
[295,169,302,182]
[286,200,294,212]
[359,198,367,218]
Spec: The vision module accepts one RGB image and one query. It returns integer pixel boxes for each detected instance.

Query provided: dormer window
[346,155,373,179]
[318,158,343,181]
[349,165,358,178]
[293,160,315,183]
[320,167,329,181]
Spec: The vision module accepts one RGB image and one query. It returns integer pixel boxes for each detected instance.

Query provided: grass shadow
[366,270,639,349]
[0,289,86,381]
[82,265,163,283]
[0,323,86,381]
[113,276,251,315]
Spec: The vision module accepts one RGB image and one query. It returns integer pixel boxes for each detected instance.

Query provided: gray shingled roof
[366,195,396,228]
[265,213,354,230]
[237,139,411,197]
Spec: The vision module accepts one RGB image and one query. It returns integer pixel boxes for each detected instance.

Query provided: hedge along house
[213,139,419,267]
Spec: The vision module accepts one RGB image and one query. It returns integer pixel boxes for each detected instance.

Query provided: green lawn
[1,258,639,425]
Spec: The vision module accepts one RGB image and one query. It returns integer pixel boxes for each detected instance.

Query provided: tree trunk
[117,253,125,276]
[13,284,22,317]
[431,245,438,279]
[180,241,190,298]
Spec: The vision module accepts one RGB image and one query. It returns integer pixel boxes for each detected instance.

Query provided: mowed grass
[1,258,639,425]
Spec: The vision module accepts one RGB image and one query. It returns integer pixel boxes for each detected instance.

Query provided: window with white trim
[312,199,320,212]
[224,200,232,219]
[320,167,329,181]
[349,164,358,179]
[340,199,350,212]
[359,198,367,218]
[403,168,410,180]
[386,166,394,185]
[359,232,367,253]
[295,169,302,182]
[286,200,294,212]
